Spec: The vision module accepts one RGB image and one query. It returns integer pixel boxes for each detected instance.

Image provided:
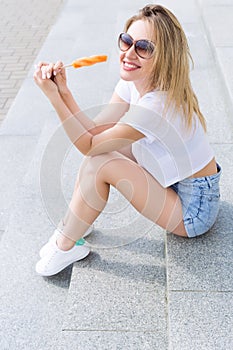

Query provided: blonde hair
[124,4,206,131]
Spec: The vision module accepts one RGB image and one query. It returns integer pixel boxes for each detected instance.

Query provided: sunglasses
[118,32,155,59]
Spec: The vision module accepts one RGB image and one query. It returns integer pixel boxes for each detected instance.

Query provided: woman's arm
[40,61,129,135]
[60,89,130,136]
[37,61,95,132]
[51,93,144,156]
[34,67,144,156]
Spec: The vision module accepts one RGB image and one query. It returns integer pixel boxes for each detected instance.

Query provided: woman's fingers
[36,61,49,69]
[34,60,65,84]
[53,61,64,76]
[41,65,49,80]
[33,65,43,84]
[45,62,55,79]
[34,62,55,80]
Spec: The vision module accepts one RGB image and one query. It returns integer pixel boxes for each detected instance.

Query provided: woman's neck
[134,80,149,97]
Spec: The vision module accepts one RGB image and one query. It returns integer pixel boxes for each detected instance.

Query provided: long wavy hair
[124,4,206,131]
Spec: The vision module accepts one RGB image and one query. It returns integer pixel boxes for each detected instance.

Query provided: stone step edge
[196,0,233,112]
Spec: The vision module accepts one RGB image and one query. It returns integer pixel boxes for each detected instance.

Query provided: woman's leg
[58,151,187,250]
[117,144,137,161]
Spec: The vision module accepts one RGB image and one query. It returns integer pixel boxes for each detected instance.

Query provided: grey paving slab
[0,189,72,350]
[216,47,233,104]
[114,0,202,38]
[69,27,116,55]
[0,135,37,230]
[140,0,201,23]
[190,66,233,143]
[21,116,75,230]
[52,330,167,350]
[0,229,4,241]
[27,39,76,76]
[168,292,233,350]
[21,110,65,189]
[0,77,53,136]
[181,21,233,143]
[67,68,111,110]
[183,22,214,69]
[85,205,156,249]
[25,0,119,85]
[202,5,233,47]
[198,1,233,115]
[199,0,233,5]
[213,144,233,200]
[166,222,233,292]
[67,0,148,13]
[166,144,233,292]
[45,11,84,40]
[63,228,167,334]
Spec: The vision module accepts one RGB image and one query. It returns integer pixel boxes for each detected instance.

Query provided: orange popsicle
[63,55,107,69]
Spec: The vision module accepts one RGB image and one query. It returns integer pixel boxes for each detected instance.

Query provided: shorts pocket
[183,190,220,237]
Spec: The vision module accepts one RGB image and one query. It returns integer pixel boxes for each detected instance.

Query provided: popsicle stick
[62,63,73,68]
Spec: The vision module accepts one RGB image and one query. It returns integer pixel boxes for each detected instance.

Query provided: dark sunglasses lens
[119,33,133,51]
[135,40,154,59]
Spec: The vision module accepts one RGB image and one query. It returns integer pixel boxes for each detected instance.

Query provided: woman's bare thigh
[118,145,137,162]
[83,151,187,237]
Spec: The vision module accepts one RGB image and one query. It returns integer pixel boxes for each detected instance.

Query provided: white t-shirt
[115,79,214,188]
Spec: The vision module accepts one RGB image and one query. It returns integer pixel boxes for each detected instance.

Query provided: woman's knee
[79,152,121,179]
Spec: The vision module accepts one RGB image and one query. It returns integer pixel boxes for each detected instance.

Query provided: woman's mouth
[123,61,141,71]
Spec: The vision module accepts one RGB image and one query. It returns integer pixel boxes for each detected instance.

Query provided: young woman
[34,4,221,277]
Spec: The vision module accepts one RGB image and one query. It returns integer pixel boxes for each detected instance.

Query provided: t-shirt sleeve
[119,92,168,143]
[114,79,131,103]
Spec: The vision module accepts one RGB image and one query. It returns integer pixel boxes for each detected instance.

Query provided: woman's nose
[125,45,138,59]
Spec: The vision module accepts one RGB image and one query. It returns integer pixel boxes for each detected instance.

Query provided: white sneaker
[39,225,93,258]
[35,240,90,277]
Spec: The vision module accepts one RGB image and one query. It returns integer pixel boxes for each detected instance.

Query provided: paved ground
[0,0,64,123]
[0,0,232,349]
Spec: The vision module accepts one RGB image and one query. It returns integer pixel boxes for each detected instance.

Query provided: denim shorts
[170,164,221,238]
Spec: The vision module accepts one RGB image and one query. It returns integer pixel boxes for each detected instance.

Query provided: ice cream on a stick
[63,55,107,69]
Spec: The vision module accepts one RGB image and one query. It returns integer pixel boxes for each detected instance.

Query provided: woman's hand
[33,63,59,101]
[34,61,68,96]
[53,61,68,95]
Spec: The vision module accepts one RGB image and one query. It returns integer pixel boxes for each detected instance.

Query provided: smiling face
[119,20,155,96]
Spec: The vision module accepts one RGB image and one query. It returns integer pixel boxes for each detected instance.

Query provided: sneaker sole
[39,226,93,258]
[36,249,90,277]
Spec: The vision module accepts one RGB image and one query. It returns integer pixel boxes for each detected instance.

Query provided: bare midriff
[190,158,218,178]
